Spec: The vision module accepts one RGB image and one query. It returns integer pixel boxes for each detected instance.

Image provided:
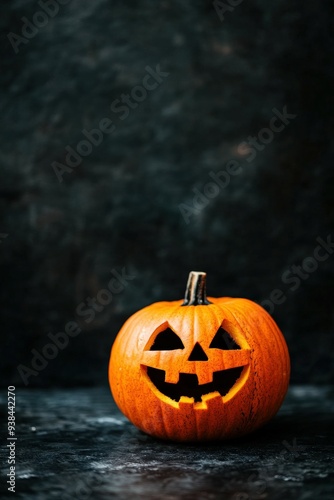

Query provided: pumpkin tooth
[196,369,213,385]
[164,371,180,384]
[179,396,195,406]
[193,399,208,410]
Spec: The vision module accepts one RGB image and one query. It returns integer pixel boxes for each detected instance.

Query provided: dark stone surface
[0,385,333,499]
[1,0,334,387]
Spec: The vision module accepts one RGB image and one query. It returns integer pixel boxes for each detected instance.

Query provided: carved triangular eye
[209,327,241,350]
[150,328,184,350]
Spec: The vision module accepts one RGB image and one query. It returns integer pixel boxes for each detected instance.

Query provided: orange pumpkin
[109,271,290,441]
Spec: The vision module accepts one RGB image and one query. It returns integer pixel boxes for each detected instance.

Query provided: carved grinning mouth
[146,366,244,403]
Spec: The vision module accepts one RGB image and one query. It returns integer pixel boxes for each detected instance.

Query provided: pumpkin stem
[183,271,211,306]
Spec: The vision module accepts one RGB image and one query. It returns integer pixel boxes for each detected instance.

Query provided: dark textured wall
[1,0,334,387]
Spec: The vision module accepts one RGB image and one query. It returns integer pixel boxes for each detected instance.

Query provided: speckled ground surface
[0,385,333,499]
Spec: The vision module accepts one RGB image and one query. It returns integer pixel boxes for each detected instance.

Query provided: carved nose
[188,342,208,361]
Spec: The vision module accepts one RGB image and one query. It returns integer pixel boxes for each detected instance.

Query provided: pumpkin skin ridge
[203,300,253,437]
[257,303,290,405]
[212,297,290,428]
[212,298,260,426]
[191,304,199,441]
[109,278,290,442]
[109,300,184,434]
[204,300,287,436]
[117,311,140,426]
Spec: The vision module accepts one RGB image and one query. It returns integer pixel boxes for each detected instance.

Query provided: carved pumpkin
[109,271,290,441]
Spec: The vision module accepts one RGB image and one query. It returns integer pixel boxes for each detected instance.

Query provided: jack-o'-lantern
[108,271,290,441]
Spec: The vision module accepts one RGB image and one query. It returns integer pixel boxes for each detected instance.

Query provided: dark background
[1,0,334,387]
